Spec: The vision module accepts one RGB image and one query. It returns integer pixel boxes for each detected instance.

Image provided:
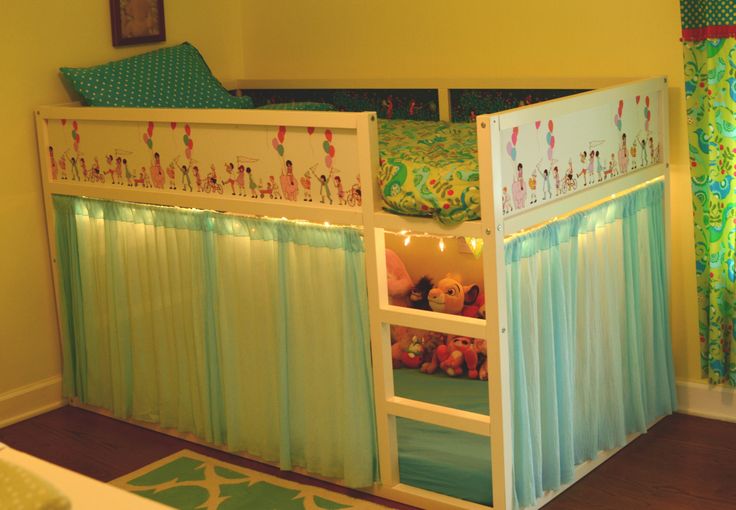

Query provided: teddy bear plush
[421,335,477,377]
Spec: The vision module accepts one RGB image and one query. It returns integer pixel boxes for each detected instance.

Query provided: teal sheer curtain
[506,181,676,507]
[53,195,377,488]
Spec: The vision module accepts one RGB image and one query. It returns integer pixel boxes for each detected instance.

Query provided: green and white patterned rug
[111,450,387,510]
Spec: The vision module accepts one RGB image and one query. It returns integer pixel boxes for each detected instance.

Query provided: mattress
[378,120,480,224]
[393,369,492,505]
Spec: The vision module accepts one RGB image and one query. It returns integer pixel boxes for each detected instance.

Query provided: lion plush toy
[427,274,484,318]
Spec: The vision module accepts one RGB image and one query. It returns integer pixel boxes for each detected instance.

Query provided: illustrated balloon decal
[613,99,623,131]
[170,122,177,130]
[61,119,67,126]
[643,96,651,132]
[272,126,286,158]
[307,127,315,135]
[535,120,541,130]
[182,124,194,159]
[70,120,80,153]
[323,129,335,168]
[506,126,519,161]
[546,119,555,161]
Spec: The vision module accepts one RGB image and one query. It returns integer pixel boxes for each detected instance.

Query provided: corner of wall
[676,379,736,423]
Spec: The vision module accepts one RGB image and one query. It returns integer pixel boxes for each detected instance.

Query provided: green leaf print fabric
[684,37,736,384]
[377,120,480,224]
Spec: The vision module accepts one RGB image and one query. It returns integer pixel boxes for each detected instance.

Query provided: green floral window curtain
[682,0,736,384]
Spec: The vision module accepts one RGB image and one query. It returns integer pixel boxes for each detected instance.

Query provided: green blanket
[378,120,480,224]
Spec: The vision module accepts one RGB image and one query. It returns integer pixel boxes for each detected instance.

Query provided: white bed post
[478,114,514,510]
[356,112,401,489]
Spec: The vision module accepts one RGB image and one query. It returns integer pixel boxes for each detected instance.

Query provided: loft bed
[36,54,675,510]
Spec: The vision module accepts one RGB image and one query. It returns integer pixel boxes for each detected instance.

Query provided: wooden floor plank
[2,408,736,509]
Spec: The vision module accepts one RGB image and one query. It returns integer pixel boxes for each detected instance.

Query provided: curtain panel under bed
[53,196,377,488]
[506,181,676,507]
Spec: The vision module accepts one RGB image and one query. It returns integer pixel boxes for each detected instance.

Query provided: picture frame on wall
[110,0,166,47]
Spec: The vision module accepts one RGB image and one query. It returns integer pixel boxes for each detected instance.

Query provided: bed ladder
[357,114,513,510]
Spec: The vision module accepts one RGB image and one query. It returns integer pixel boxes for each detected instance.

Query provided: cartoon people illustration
[502,186,512,214]
[553,166,561,196]
[174,158,193,192]
[311,167,335,204]
[280,160,299,201]
[542,168,552,200]
[382,96,395,119]
[618,133,629,174]
[300,170,313,202]
[334,175,346,205]
[649,137,656,164]
[124,158,134,186]
[347,175,362,206]
[69,156,80,181]
[222,162,237,195]
[270,176,282,199]
[80,157,89,181]
[236,165,246,196]
[595,150,604,183]
[564,158,577,192]
[48,147,58,180]
[640,138,648,167]
[150,152,165,189]
[114,157,124,185]
[605,153,616,180]
[133,166,150,188]
[192,165,203,192]
[104,155,116,184]
[58,152,67,180]
[246,166,258,198]
[165,162,176,190]
[527,165,538,204]
[511,163,526,209]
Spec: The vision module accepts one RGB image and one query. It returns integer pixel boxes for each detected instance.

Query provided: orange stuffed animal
[422,335,479,378]
[427,274,484,318]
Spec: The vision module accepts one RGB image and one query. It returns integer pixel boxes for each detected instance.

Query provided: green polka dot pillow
[0,458,71,510]
[60,43,253,109]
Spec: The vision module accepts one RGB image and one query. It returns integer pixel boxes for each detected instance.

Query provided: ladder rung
[379,305,487,340]
[385,396,491,437]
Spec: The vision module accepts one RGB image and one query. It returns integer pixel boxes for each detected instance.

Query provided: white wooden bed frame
[35,77,670,510]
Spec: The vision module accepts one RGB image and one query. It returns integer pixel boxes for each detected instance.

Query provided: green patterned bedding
[378,120,479,224]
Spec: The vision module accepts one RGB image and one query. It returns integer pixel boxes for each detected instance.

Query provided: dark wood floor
[1,407,735,509]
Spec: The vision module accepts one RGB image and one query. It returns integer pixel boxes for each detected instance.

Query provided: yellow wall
[242,0,701,382]
[0,1,243,417]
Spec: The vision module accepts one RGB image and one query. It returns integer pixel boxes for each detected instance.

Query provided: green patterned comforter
[378,120,479,224]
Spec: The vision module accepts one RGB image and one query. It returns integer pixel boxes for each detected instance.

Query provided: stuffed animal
[386,249,413,307]
[399,336,425,369]
[472,338,488,380]
[393,328,444,368]
[409,276,433,311]
[420,335,477,377]
[427,274,485,318]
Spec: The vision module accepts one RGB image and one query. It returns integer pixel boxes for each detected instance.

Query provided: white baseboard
[0,376,64,428]
[676,379,736,423]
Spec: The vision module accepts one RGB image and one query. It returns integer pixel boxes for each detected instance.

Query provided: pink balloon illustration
[511,127,519,146]
[272,138,279,150]
[325,155,333,167]
[550,136,555,149]
[185,124,191,136]
[548,120,554,132]
[506,141,514,156]
[645,96,650,107]
[325,129,333,142]
[617,100,624,117]
[636,96,641,104]
[61,119,67,126]
[307,127,315,135]
[185,148,192,159]
[72,121,78,131]
[143,133,149,143]
[188,139,194,150]
[277,126,286,143]
[547,147,554,160]
[147,122,154,137]
[170,122,177,130]
[535,120,541,130]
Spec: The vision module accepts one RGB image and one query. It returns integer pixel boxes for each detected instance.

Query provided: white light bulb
[439,239,445,252]
[404,236,411,246]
